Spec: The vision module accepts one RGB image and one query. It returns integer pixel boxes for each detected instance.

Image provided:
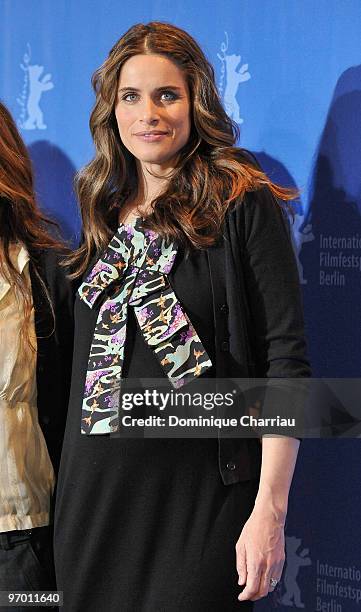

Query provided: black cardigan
[29,185,310,487]
[206,186,311,485]
[29,249,75,475]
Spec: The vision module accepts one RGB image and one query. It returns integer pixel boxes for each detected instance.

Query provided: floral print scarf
[78,219,212,435]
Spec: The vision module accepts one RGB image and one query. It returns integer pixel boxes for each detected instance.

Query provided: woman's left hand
[235,505,286,602]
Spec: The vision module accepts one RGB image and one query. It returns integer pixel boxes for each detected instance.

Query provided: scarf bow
[78,221,212,434]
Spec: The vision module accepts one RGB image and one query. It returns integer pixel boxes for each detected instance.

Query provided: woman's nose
[140,97,159,124]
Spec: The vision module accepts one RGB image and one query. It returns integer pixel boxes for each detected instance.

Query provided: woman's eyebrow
[118,85,183,92]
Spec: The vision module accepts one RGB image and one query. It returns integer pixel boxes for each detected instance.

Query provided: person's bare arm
[236,436,300,602]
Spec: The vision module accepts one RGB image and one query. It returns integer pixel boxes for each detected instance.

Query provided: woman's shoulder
[227,148,292,228]
[232,147,262,170]
[30,247,77,303]
[226,184,287,239]
[31,247,67,278]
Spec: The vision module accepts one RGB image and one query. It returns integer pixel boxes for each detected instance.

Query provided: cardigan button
[226,461,236,471]
[221,340,229,352]
[220,303,229,315]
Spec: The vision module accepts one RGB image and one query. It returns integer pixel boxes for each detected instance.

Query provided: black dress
[54,239,257,612]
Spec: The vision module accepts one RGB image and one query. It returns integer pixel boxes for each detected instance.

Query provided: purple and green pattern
[78,218,212,435]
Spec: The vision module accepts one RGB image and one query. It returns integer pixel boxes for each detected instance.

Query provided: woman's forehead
[118,54,187,87]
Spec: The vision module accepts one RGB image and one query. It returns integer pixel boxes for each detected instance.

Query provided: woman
[54,22,310,611]
[0,102,74,599]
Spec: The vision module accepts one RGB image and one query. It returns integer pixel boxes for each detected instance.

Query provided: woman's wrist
[253,485,289,523]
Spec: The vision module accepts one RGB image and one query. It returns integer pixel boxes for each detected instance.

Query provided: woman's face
[115,54,191,172]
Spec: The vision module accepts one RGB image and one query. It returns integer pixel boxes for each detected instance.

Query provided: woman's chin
[137,155,178,171]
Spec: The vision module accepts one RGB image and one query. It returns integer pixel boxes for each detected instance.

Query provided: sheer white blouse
[0,244,54,532]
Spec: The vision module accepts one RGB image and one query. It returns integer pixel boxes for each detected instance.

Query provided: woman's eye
[121,91,178,103]
[123,93,139,102]
[161,91,177,101]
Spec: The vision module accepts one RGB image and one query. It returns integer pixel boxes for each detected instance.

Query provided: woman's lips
[134,132,169,142]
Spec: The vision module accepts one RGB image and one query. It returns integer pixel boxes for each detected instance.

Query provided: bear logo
[18,45,54,130]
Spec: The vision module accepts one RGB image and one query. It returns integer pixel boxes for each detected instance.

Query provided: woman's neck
[119,162,172,223]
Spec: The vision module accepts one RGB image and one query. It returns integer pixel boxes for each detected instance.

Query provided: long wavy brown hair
[0,101,65,345]
[68,21,296,277]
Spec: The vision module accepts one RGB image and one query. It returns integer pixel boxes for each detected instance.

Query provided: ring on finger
[269,577,279,589]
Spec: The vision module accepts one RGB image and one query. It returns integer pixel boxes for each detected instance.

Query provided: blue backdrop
[2,1,361,609]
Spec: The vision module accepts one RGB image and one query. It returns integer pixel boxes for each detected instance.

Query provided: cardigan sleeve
[236,186,311,378]
[33,250,76,475]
